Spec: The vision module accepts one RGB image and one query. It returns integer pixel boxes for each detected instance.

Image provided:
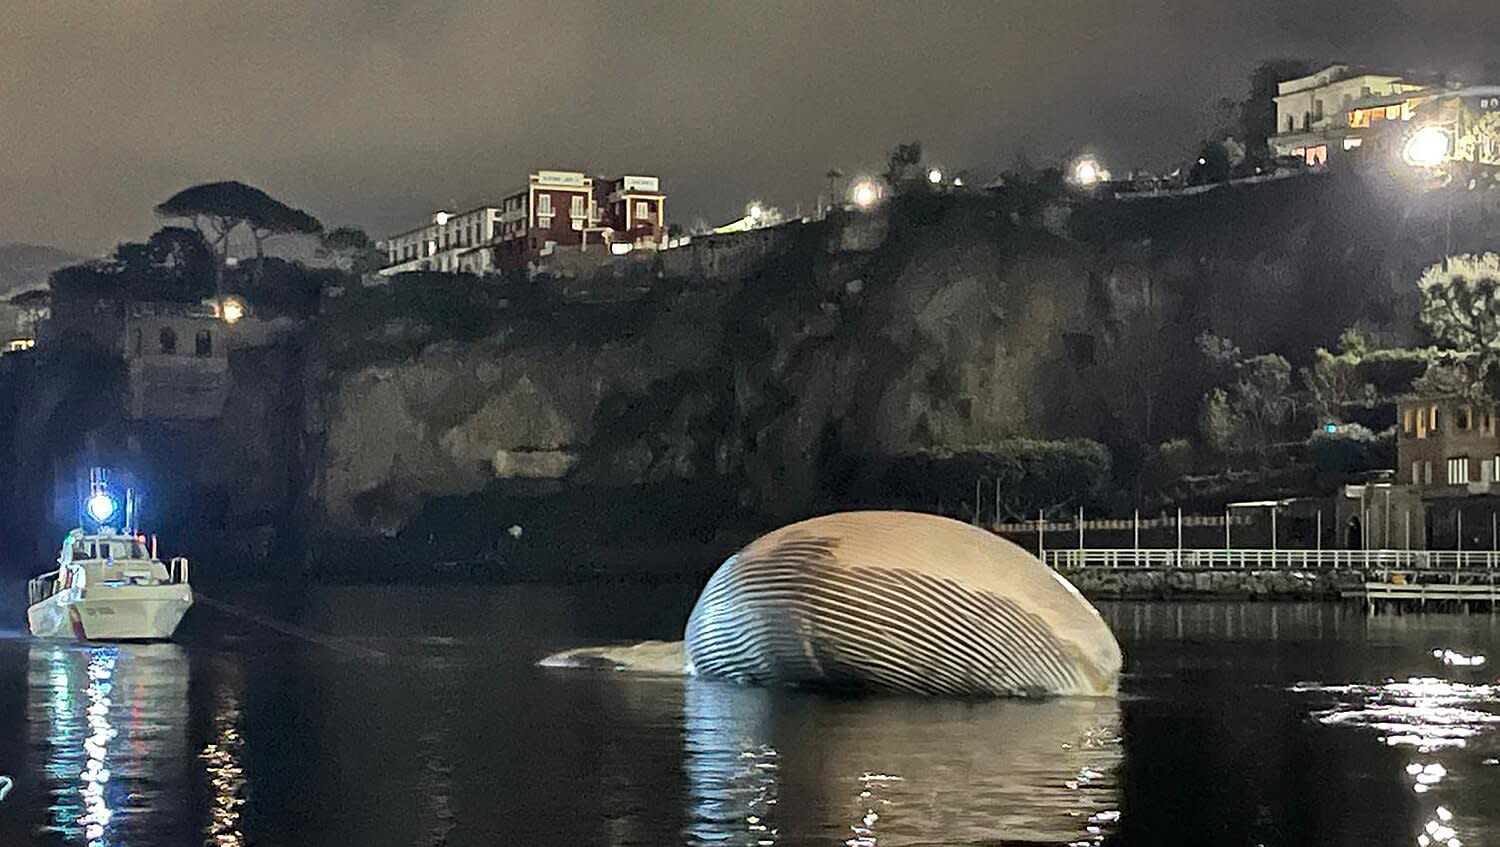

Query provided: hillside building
[1272,64,1427,165]
[381,170,667,277]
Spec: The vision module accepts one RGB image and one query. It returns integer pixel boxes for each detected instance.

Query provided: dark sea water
[1,585,1498,846]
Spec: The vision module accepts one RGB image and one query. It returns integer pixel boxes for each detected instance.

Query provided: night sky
[4,0,1498,254]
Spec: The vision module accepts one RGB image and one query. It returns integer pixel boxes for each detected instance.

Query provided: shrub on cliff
[1308,423,1393,476]
[877,439,1111,521]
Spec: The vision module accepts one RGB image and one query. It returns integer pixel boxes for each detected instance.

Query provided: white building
[381,206,505,276]
[1272,64,1426,165]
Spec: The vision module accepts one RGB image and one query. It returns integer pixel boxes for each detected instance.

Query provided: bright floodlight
[1073,157,1103,186]
[434,211,451,226]
[221,298,245,324]
[1404,126,1451,167]
[851,180,879,209]
[86,493,117,523]
[927,167,943,184]
[748,203,764,221]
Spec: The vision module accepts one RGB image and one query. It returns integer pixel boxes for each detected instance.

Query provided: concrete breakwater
[1059,567,1369,600]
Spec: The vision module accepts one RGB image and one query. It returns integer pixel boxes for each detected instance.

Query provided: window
[636,201,650,222]
[1448,457,1470,485]
[1459,405,1473,431]
[536,194,553,216]
[1403,408,1415,435]
[159,327,177,355]
[132,328,142,357]
[1313,99,1324,121]
[194,329,211,357]
[1343,137,1362,151]
[570,196,585,218]
[1304,145,1328,166]
[1412,461,1421,485]
[1484,459,1495,483]
[1431,405,1441,431]
[1425,461,1433,484]
[1286,115,1295,132]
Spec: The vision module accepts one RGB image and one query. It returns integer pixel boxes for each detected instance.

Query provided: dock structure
[1346,581,1500,612]
[1041,548,1500,572]
[1042,548,1500,611]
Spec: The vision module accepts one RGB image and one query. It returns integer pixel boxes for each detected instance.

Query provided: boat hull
[28,586,193,641]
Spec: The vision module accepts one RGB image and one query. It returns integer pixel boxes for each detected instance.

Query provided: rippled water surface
[1,586,1499,845]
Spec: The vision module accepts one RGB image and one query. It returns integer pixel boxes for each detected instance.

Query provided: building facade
[383,206,504,276]
[382,170,667,278]
[1398,395,1500,492]
[1272,64,1427,165]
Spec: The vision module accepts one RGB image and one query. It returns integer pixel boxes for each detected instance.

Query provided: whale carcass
[683,511,1121,697]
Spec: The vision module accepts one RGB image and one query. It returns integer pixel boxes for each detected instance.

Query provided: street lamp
[1403,125,1451,168]
[747,202,764,222]
[221,297,245,324]
[851,179,880,209]
[927,167,943,185]
[1070,156,1108,187]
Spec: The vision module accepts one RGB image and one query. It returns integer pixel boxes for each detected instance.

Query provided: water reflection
[29,643,190,845]
[1296,645,1500,847]
[201,662,246,847]
[680,679,1122,846]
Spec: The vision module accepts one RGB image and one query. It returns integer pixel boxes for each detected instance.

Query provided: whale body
[683,511,1122,697]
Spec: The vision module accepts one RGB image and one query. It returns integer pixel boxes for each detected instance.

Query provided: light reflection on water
[1295,645,1500,847]
[680,679,1122,846]
[201,662,245,847]
[28,643,190,846]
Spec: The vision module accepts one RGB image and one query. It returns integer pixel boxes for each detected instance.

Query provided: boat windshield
[70,539,151,561]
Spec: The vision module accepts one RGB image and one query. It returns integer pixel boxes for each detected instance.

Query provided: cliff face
[307,169,1453,562]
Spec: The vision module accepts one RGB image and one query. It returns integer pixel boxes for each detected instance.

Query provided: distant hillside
[0,243,86,299]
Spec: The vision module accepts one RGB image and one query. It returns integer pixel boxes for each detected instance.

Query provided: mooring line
[195,594,388,661]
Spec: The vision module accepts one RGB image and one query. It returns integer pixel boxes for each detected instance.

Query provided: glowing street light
[747,202,765,221]
[221,298,245,324]
[1404,125,1451,168]
[851,179,880,209]
[927,167,944,184]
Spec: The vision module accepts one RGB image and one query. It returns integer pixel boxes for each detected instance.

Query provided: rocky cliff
[305,168,1463,572]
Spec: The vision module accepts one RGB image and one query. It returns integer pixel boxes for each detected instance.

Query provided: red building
[490,170,667,274]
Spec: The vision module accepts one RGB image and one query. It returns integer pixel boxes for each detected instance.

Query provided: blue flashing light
[86,492,118,523]
[1324,423,1338,433]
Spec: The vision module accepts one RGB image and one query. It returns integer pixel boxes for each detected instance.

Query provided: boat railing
[169,557,190,584]
[27,571,61,606]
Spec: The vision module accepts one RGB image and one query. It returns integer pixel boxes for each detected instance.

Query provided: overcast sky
[3,0,1497,254]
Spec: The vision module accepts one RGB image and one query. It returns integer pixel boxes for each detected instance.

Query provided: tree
[1240,59,1316,160]
[7,288,51,336]
[884,140,923,187]
[1418,253,1500,373]
[1197,334,1294,460]
[317,226,383,276]
[1301,329,1376,421]
[155,181,323,290]
[1189,140,1232,185]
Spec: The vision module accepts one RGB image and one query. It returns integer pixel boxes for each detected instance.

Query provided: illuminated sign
[534,170,586,187]
[622,175,659,192]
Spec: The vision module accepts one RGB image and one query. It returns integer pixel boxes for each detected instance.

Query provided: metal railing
[1043,548,1500,571]
[169,557,190,584]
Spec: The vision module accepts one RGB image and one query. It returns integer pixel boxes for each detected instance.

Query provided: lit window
[570,196,585,218]
[1425,462,1432,484]
[1412,461,1420,485]
[636,201,650,222]
[1448,457,1470,485]
[537,194,553,216]
[1403,409,1415,434]
[1343,137,1362,151]
[1484,459,1495,483]
[1431,405,1441,431]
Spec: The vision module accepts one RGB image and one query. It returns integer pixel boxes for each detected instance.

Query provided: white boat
[27,527,193,641]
